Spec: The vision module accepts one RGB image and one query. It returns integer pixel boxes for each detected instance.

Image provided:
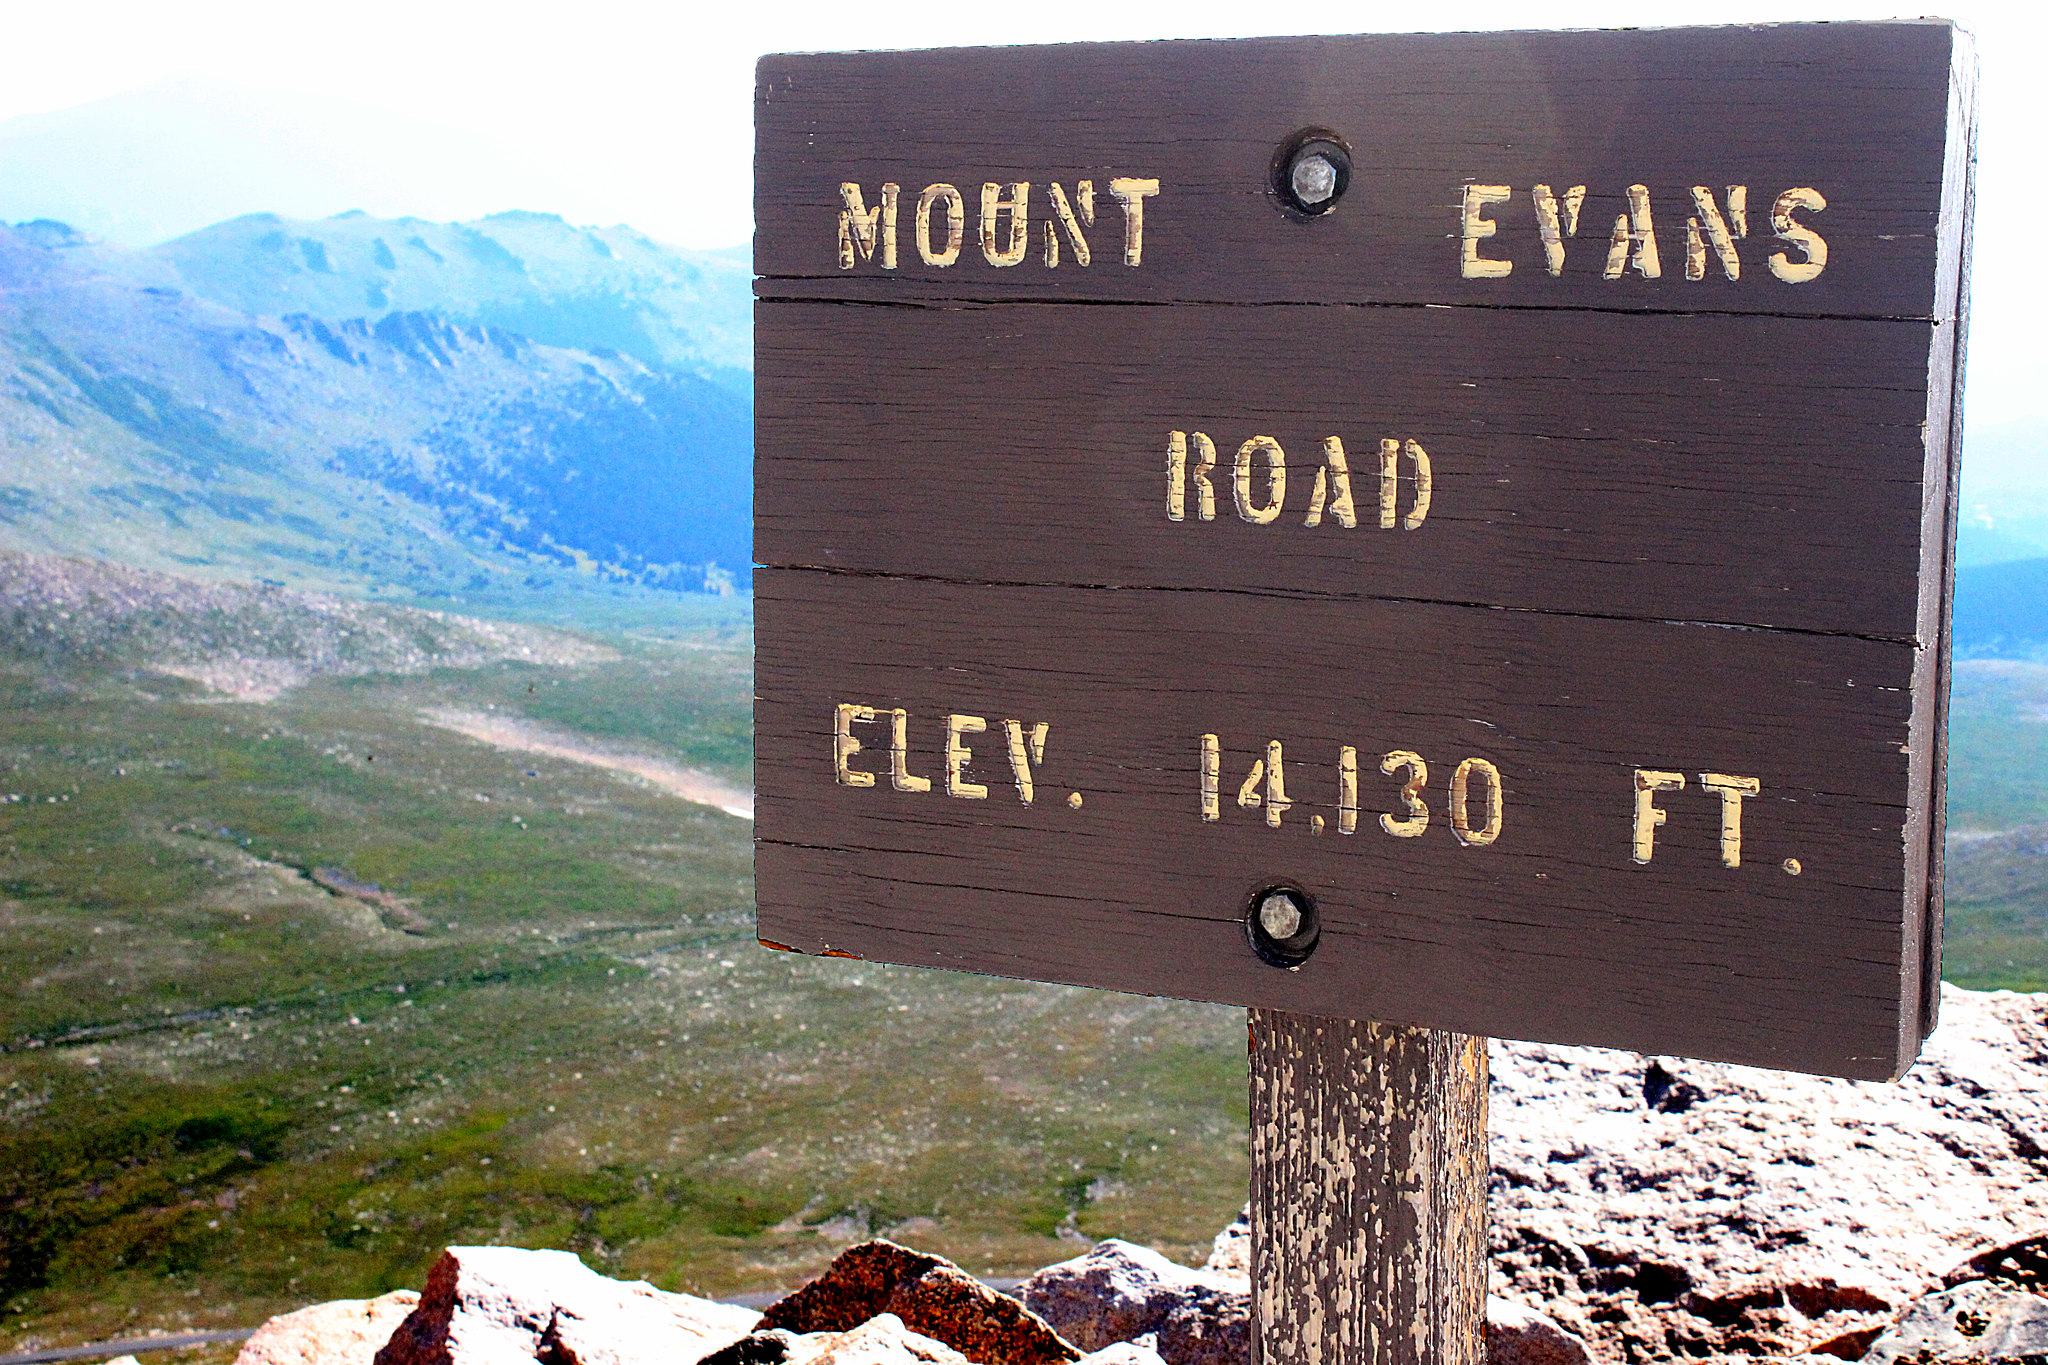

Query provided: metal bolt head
[1245,884,1319,968]
[1258,891,1304,941]
[1289,153,1338,207]
[1273,133,1350,217]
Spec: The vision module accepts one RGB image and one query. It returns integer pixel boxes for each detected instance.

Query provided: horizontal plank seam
[752,563,1932,647]
[750,286,1952,326]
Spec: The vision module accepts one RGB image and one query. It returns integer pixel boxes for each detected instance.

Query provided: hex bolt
[1246,884,1320,968]
[1273,134,1351,217]
[1290,152,1338,208]
[1259,890,1304,941]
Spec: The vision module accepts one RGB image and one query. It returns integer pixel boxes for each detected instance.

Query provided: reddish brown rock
[760,1240,1079,1365]
[1944,1232,2048,1294]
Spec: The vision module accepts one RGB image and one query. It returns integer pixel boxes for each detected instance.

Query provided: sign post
[753,23,1974,1364]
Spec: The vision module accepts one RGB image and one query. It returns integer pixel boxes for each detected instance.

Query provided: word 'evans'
[1460,183,1829,282]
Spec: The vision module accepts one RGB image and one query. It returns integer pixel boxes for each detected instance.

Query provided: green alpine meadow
[0,197,2041,1348]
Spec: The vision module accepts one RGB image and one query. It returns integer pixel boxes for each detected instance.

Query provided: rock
[1019,1239,1248,1365]
[700,1330,809,1365]
[1485,985,2048,1361]
[792,1314,973,1365]
[1074,1338,1167,1365]
[760,1239,1079,1365]
[1862,1280,2048,1364]
[374,1245,757,1365]
[1202,1214,1247,1279]
[236,1292,421,1365]
[1945,1232,2048,1293]
[1484,1299,1592,1365]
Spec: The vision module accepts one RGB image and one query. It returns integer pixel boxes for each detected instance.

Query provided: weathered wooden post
[750,22,1974,1365]
[1250,1013,1487,1365]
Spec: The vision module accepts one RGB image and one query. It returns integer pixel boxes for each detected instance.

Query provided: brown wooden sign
[752,22,1976,1080]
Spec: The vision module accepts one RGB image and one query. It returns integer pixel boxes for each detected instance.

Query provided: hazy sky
[2,0,2041,424]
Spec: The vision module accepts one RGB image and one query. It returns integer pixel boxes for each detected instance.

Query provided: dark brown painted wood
[754,569,1929,1079]
[756,23,1971,320]
[757,301,1941,639]
[1250,1013,1487,1365]
[752,23,1976,1080]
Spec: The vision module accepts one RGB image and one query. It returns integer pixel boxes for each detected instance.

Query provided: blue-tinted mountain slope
[0,219,749,596]
[157,210,749,392]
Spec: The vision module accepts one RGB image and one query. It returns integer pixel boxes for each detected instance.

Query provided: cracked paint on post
[1249,1010,1488,1365]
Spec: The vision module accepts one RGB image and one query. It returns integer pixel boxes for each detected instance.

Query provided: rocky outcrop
[235,1292,420,1365]
[1944,1233,2048,1294]
[1488,986,2048,1361]
[235,985,2048,1365]
[1029,1236,1596,1365]
[1020,1240,1248,1365]
[1862,1280,2048,1365]
[704,1320,970,1365]
[1483,1299,1594,1365]
[372,1245,757,1365]
[761,1240,1079,1365]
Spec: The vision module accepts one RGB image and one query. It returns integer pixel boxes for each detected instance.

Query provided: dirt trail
[419,707,753,820]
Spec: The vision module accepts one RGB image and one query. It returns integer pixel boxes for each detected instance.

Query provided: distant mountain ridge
[157,210,749,391]
[0,212,751,598]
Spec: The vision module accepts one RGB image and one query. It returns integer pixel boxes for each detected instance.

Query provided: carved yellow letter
[1234,436,1286,525]
[1633,769,1684,863]
[1449,757,1503,846]
[980,183,1030,267]
[946,714,989,798]
[839,183,898,270]
[1768,188,1828,283]
[1191,432,1217,521]
[1201,733,1221,821]
[1167,431,1187,522]
[835,703,878,786]
[889,709,931,793]
[1460,185,1513,279]
[914,183,964,267]
[1603,185,1661,280]
[1380,751,1429,837]
[1699,772,1761,867]
[1043,182,1093,267]
[1304,436,1356,529]
[1108,178,1160,265]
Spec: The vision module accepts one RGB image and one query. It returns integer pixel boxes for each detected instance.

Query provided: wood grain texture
[752,24,1978,1080]
[757,301,1941,639]
[757,23,1968,319]
[1249,1012,1486,1365]
[755,570,1928,1079]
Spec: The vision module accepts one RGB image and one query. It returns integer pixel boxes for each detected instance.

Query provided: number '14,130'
[1198,735,1503,846]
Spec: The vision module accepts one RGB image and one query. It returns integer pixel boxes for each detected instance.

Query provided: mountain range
[0,210,752,599]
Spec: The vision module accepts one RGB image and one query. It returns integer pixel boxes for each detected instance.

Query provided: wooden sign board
[752,22,1975,1081]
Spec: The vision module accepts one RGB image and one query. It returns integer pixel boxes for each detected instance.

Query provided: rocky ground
[0,550,616,699]
[231,984,2048,1365]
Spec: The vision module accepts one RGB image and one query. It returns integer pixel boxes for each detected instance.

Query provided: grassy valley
[0,554,1247,1349]
[1936,661,2048,992]
[0,191,2043,1356]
